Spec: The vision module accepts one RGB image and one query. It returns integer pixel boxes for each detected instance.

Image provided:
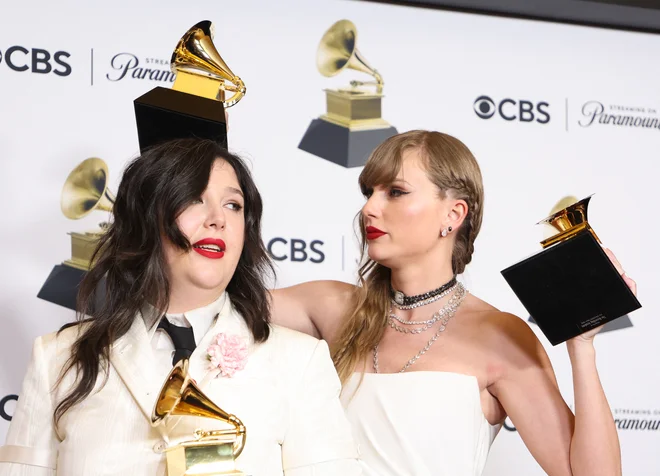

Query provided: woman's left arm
[488,249,635,476]
[566,248,636,475]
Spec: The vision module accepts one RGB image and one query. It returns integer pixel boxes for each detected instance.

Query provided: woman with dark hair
[0,138,361,476]
[271,130,636,476]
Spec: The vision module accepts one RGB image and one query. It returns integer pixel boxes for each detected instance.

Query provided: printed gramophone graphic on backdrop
[37,158,114,311]
[298,19,398,168]
[501,194,640,345]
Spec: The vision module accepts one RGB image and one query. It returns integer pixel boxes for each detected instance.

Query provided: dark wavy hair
[54,138,274,425]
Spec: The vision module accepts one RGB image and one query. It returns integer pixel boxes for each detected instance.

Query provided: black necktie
[157,317,196,366]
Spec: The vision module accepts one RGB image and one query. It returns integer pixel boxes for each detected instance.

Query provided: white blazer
[0,296,361,476]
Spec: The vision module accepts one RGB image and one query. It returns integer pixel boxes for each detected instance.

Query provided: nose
[362,193,380,220]
[204,202,226,230]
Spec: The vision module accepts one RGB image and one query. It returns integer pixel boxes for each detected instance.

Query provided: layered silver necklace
[373,281,467,373]
[388,282,459,332]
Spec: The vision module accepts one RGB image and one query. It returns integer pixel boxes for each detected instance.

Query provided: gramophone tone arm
[219,76,246,108]
[194,428,237,439]
[350,80,380,87]
[349,71,384,94]
[193,414,247,459]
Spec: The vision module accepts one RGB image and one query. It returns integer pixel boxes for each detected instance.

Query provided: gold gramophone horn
[152,359,247,459]
[61,158,115,220]
[171,20,246,107]
[538,194,601,248]
[317,19,383,94]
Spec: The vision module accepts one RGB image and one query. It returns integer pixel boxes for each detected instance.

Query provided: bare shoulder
[462,294,533,335]
[270,280,357,343]
[461,294,546,368]
[273,279,356,301]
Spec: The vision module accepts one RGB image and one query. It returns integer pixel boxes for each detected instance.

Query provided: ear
[446,199,468,231]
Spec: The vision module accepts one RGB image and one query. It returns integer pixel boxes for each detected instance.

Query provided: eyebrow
[226,186,244,197]
[390,178,412,187]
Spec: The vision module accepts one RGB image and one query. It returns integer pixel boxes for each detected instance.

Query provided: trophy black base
[37,264,106,315]
[37,264,87,312]
[298,118,398,168]
[501,231,641,345]
[528,314,633,333]
[134,87,227,153]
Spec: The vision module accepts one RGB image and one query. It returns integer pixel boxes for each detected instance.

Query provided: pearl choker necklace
[390,275,457,307]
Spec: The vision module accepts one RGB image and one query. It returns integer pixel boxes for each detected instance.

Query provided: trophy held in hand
[501,195,641,345]
[152,359,248,476]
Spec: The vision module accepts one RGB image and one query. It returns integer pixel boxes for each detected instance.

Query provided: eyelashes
[189,198,244,211]
[389,188,409,198]
[362,186,409,199]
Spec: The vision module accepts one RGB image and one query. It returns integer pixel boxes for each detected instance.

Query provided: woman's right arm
[0,336,58,476]
[270,280,356,345]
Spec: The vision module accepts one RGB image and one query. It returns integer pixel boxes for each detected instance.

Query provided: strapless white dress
[340,372,501,476]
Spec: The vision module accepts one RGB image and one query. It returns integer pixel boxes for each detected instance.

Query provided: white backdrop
[0,0,658,474]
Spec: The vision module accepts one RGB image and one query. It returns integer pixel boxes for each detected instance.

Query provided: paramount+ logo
[473,95,550,124]
[0,45,71,76]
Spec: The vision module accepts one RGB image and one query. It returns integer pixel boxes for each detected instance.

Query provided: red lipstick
[192,238,226,259]
[365,226,386,240]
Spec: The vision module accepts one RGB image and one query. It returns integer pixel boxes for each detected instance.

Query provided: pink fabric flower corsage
[206,332,248,377]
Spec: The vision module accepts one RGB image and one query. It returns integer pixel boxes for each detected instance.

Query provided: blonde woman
[271,130,635,476]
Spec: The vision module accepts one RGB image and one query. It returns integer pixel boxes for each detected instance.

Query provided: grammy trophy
[501,195,641,344]
[37,158,114,311]
[298,19,398,168]
[134,20,246,152]
[152,359,248,475]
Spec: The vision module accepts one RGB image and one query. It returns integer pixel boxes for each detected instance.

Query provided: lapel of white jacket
[109,313,169,436]
[187,294,253,387]
[163,295,253,434]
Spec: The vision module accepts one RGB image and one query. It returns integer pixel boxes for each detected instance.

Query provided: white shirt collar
[144,292,228,345]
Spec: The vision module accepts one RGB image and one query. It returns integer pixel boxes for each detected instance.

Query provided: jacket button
[153,441,167,453]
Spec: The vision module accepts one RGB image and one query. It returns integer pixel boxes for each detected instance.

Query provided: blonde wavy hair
[331,130,484,383]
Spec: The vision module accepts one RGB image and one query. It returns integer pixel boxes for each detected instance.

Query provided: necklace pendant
[394,290,405,306]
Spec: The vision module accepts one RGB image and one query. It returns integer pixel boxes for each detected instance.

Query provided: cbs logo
[267,238,325,263]
[473,95,550,124]
[0,46,71,76]
[0,394,17,422]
